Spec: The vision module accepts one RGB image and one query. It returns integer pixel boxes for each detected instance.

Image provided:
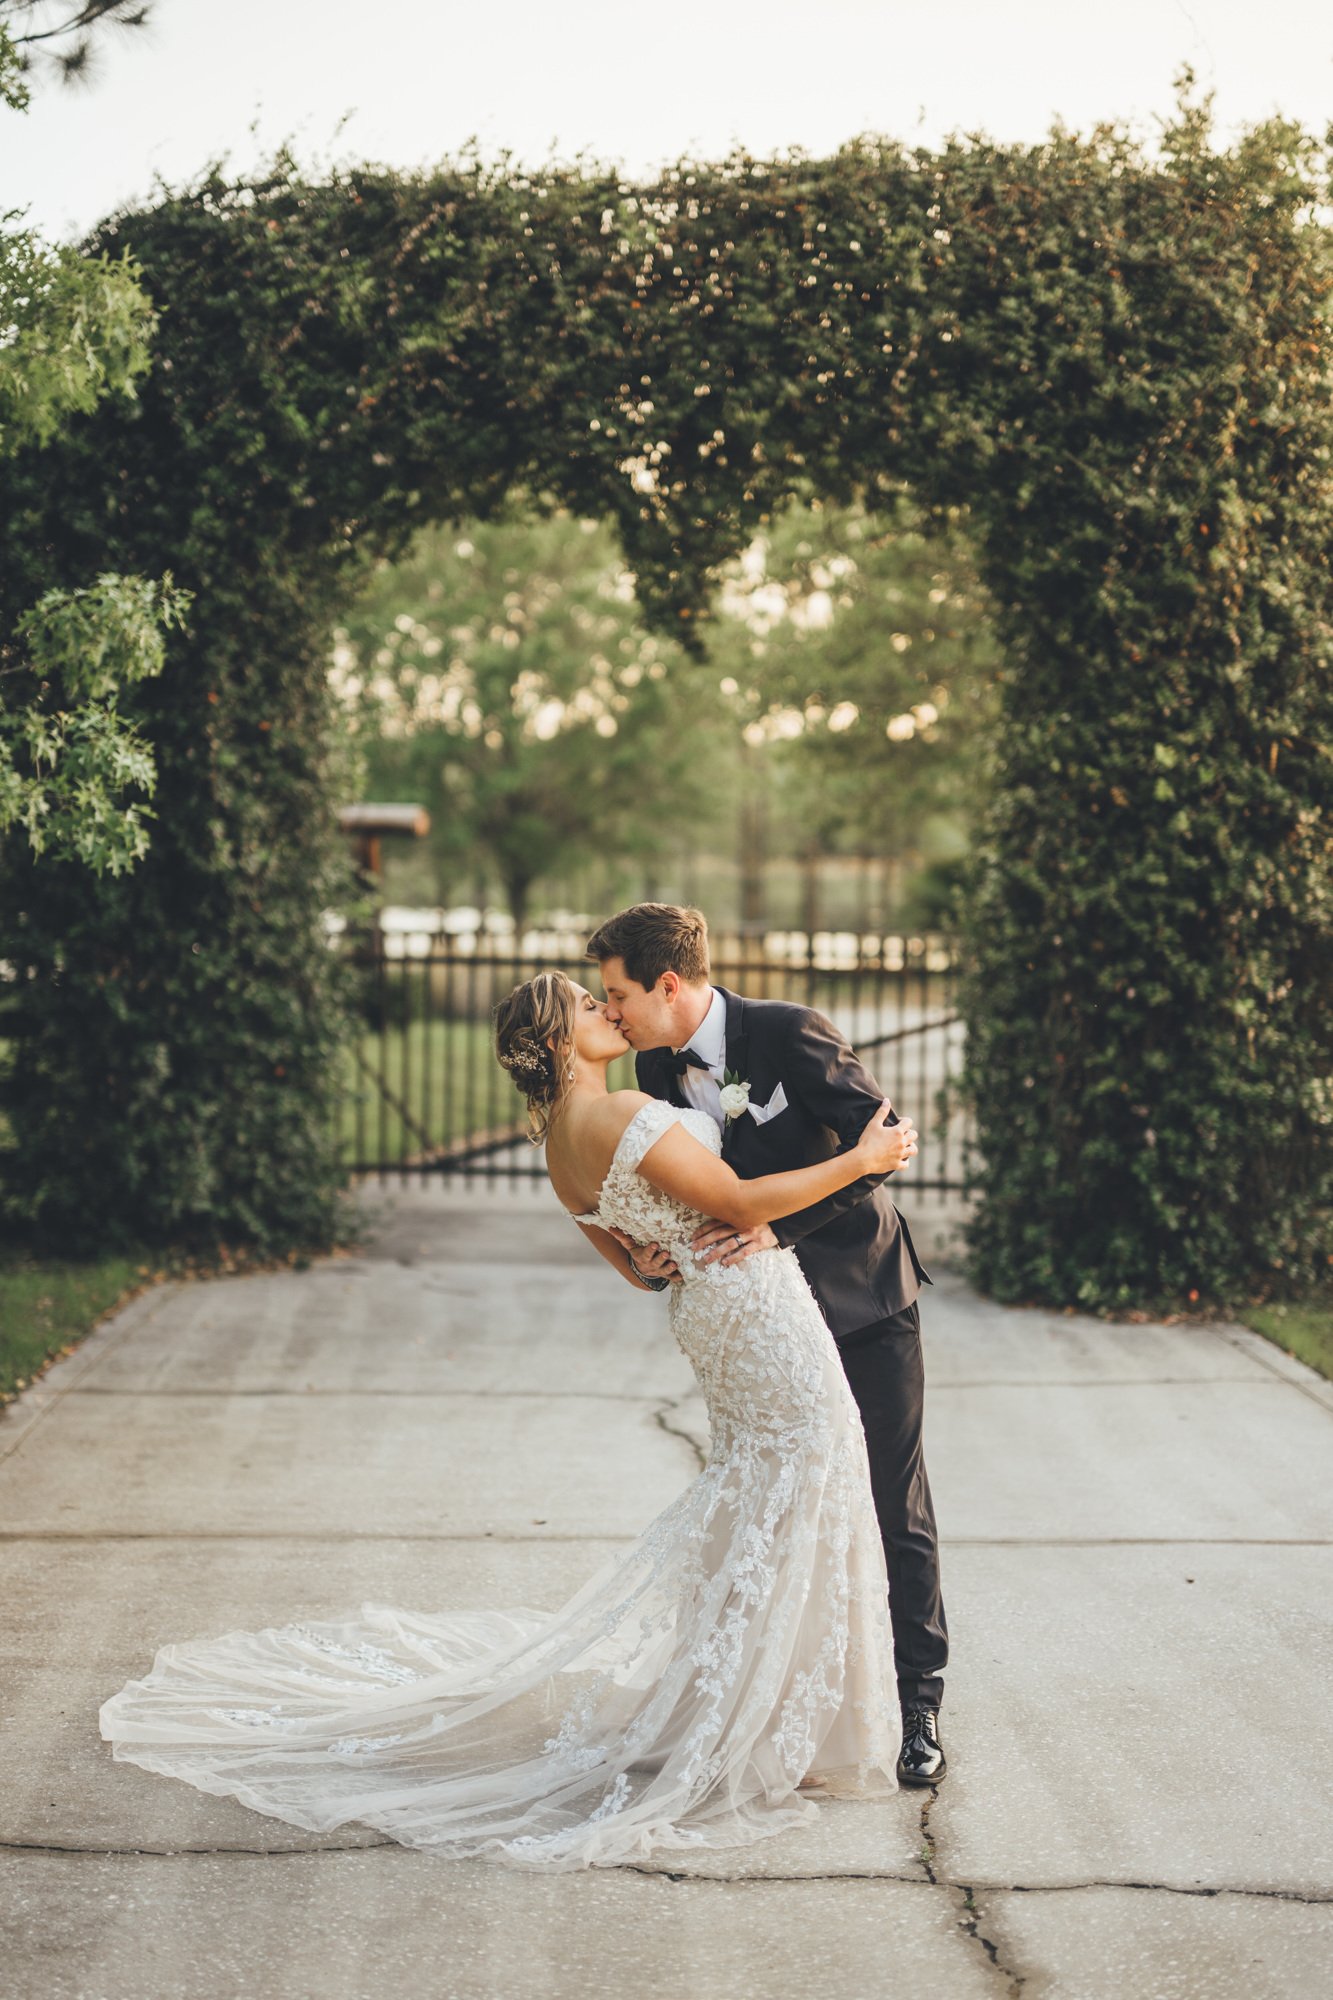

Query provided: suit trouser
[835,1299,948,1711]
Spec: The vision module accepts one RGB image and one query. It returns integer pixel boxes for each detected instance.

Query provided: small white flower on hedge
[719,1074,751,1121]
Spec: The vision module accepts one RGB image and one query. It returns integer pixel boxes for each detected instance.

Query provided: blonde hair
[493,969,578,1143]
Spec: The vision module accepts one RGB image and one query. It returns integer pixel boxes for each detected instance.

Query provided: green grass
[0,1248,157,1407]
[337,1020,634,1167]
[338,1020,510,1165]
[1239,1299,1333,1382]
[0,1240,338,1408]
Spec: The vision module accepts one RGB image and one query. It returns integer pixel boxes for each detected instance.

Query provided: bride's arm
[637,1102,914,1232]
[575,1220,676,1291]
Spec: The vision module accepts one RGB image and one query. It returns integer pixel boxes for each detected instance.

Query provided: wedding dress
[99,1100,900,1870]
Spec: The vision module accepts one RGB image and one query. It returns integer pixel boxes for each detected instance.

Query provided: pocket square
[747,1083,788,1125]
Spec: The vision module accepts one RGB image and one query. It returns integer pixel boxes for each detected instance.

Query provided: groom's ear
[658,971,680,1003]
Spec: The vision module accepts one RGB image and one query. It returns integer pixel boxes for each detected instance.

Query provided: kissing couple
[99,903,948,1871]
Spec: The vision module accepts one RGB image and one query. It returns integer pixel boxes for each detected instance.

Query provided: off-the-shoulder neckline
[562,1098,679,1225]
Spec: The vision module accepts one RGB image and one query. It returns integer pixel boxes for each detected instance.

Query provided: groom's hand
[607,1228,681,1283]
[692,1221,779,1268]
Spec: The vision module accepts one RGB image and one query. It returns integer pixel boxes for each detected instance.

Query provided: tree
[0,14,187,874]
[338,489,996,931]
[701,488,1001,927]
[335,511,727,926]
[1,2,152,92]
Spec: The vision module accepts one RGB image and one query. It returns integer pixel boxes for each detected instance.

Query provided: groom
[586,902,949,1787]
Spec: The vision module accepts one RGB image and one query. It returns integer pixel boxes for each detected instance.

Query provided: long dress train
[98,1101,900,1871]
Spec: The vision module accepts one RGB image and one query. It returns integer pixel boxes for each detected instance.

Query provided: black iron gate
[336,926,972,1196]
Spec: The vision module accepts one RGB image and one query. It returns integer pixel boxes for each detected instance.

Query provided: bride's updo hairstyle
[494,969,577,1142]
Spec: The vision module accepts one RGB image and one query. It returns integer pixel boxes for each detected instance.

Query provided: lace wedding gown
[99,1101,900,1870]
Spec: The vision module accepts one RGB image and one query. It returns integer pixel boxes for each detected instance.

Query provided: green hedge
[0,77,1327,1301]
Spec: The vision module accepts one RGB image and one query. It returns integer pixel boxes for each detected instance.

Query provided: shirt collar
[673,985,726,1069]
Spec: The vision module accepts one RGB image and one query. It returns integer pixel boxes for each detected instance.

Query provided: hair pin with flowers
[501,1036,548,1080]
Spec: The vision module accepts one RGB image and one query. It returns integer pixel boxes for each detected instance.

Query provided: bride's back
[544,1088,655,1218]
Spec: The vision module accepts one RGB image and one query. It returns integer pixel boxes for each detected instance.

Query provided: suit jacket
[636,985,929,1339]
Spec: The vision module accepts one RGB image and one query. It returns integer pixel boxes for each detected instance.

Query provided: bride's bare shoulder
[590,1090,659,1142]
[552,1090,658,1161]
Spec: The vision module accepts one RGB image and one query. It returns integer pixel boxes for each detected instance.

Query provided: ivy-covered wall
[1,82,1328,1302]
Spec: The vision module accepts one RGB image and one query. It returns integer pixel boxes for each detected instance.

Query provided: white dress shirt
[673,986,727,1133]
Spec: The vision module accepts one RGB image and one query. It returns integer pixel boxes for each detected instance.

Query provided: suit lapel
[716,986,750,1159]
[718,985,749,1082]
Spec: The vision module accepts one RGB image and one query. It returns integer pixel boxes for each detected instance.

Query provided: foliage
[0,71,1328,1304]
[1,571,189,870]
[336,512,727,923]
[1,14,186,875]
[0,219,155,451]
[345,487,999,925]
[952,92,1333,1311]
[1,3,153,93]
[0,19,25,104]
[700,487,1000,921]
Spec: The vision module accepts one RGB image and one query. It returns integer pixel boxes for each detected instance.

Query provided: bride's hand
[607,1226,681,1283]
[856,1102,917,1175]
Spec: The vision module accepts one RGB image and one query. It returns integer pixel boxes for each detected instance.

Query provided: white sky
[4,0,1332,243]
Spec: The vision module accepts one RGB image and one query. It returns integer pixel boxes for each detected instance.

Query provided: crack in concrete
[1001,1879,1333,1906]
[621,1863,955,1889]
[3,1841,1328,1903]
[1,1838,396,1855]
[918,1787,1019,1992]
[5,1529,1327,1547]
[921,1792,1026,1992]
[0,1529,640,1543]
[652,1397,707,1472]
[932,1377,1288,1390]
[624,1860,1332,1906]
[953,1881,1026,1993]
[66,1387,682,1401]
[38,1375,1320,1399]
[920,1800,1020,2000]
[917,1790,939,1884]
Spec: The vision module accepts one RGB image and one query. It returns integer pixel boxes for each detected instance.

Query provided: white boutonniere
[718,1068,752,1123]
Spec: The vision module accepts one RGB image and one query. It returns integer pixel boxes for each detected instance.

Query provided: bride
[98,970,917,1871]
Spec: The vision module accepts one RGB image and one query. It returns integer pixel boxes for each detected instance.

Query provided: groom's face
[597,957,680,1051]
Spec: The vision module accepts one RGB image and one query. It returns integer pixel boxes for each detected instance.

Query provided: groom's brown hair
[585,903,710,990]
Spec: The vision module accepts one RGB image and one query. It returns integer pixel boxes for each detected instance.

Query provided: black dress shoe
[897,1704,947,1787]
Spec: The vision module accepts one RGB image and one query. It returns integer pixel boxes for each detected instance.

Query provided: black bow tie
[664,1045,715,1077]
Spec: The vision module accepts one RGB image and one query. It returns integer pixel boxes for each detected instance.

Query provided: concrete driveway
[2,1183,1330,1999]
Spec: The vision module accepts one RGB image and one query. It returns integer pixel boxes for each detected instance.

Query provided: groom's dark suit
[638,984,948,1710]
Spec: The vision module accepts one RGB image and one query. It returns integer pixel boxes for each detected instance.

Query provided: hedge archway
[2,76,1329,1309]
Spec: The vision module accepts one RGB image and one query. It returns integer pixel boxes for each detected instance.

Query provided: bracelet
[628,1255,670,1292]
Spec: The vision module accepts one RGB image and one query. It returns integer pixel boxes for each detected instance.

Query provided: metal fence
[335,926,973,1196]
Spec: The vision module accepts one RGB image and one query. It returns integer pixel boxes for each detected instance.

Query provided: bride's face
[566,983,631,1064]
